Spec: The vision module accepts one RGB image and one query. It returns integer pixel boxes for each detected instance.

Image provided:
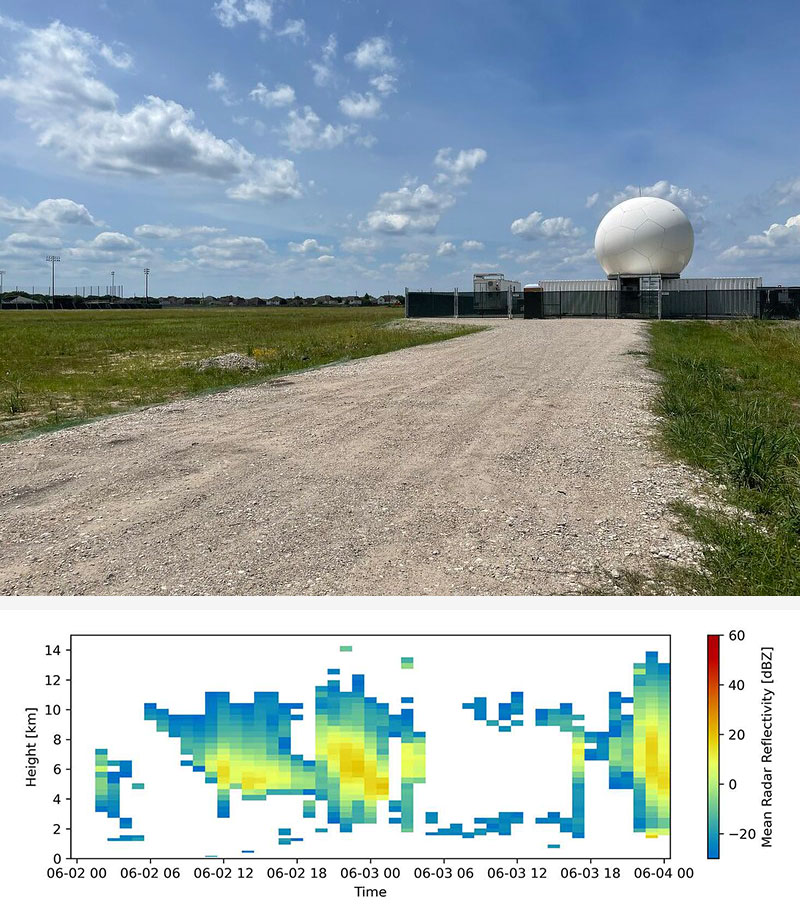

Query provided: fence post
[404,286,409,319]
[605,290,608,319]
[454,287,458,319]
[705,288,709,320]
[559,290,562,318]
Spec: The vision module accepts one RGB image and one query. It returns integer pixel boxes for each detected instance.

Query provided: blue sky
[1,0,800,296]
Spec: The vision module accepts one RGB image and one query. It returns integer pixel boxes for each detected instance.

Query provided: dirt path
[0,319,701,596]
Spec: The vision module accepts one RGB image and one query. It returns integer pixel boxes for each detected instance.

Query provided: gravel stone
[0,319,703,596]
[195,352,260,372]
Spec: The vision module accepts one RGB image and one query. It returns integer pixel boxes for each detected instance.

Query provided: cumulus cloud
[0,197,99,226]
[213,0,273,30]
[396,251,430,274]
[437,241,457,256]
[434,147,487,187]
[208,71,238,106]
[370,73,397,95]
[276,19,306,42]
[315,254,336,265]
[0,20,117,112]
[226,158,303,201]
[510,211,584,240]
[281,106,358,152]
[585,192,599,208]
[340,236,379,254]
[98,43,133,70]
[0,20,303,204]
[250,82,295,108]
[348,37,397,71]
[610,180,711,213]
[65,231,145,262]
[311,34,337,87]
[363,182,455,235]
[338,92,381,119]
[3,231,62,251]
[133,224,227,239]
[190,234,272,269]
[721,214,800,262]
[462,240,483,251]
[288,238,332,254]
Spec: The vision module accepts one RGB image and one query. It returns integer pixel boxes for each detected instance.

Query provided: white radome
[594,196,694,277]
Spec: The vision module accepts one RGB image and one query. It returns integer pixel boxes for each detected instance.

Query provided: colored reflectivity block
[708,635,720,859]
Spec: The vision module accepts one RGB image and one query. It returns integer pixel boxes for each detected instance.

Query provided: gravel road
[0,319,702,596]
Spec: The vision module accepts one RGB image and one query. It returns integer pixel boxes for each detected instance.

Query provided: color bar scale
[707,634,721,859]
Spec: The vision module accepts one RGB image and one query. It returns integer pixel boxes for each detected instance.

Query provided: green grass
[649,320,800,594]
[0,307,480,441]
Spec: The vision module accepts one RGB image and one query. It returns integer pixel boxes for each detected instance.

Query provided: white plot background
[71,634,670,859]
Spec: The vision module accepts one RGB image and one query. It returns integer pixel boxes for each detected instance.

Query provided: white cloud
[250,82,295,108]
[340,236,379,254]
[370,73,397,95]
[213,0,273,30]
[276,19,306,42]
[434,147,487,187]
[437,241,457,256]
[0,20,117,112]
[208,71,238,106]
[510,211,584,240]
[281,106,358,152]
[462,240,483,251]
[363,182,455,235]
[396,251,430,274]
[226,158,303,201]
[0,21,303,204]
[3,231,62,251]
[721,214,800,262]
[288,238,332,254]
[338,92,381,119]
[611,180,711,213]
[586,192,599,208]
[133,224,227,239]
[208,72,227,92]
[315,254,336,266]
[349,37,397,71]
[0,197,99,226]
[98,43,133,70]
[65,231,145,262]
[775,178,800,206]
[190,234,272,269]
[311,34,337,87]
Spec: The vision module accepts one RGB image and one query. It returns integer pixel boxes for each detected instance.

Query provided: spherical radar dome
[594,196,694,277]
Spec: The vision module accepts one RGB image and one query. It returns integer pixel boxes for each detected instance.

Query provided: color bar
[707,635,720,859]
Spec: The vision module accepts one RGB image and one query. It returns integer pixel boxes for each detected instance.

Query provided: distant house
[314,295,336,305]
[266,296,286,305]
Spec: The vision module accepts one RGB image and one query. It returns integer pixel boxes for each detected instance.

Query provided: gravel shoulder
[0,318,701,596]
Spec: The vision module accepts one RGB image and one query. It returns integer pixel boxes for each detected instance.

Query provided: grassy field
[0,307,480,441]
[649,320,800,595]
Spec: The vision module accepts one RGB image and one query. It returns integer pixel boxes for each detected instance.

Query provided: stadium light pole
[111,270,115,299]
[46,255,60,309]
[144,267,150,303]
[0,270,5,297]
